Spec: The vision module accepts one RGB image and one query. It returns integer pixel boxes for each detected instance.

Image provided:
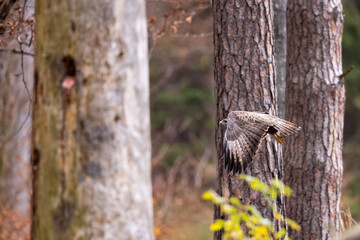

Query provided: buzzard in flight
[219,111,301,174]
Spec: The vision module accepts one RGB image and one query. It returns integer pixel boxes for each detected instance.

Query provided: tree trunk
[213,0,285,238]
[0,1,34,239]
[31,1,154,239]
[284,1,344,239]
[273,0,287,119]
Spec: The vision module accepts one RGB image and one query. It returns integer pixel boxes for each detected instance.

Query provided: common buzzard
[219,111,301,174]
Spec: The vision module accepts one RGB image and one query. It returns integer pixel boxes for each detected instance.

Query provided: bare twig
[17,41,32,102]
[3,39,33,146]
[22,0,28,19]
[0,47,34,56]
[339,65,354,78]
[168,32,212,38]
[156,157,184,220]
[150,66,177,95]
[194,148,211,188]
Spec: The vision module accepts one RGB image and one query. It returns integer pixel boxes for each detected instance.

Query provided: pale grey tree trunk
[31,1,154,239]
[0,0,34,239]
[273,0,287,118]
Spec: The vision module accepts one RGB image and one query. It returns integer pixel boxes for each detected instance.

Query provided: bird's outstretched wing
[223,111,301,174]
[223,112,269,174]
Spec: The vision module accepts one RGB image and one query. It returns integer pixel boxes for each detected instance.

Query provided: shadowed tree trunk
[213,0,285,239]
[284,0,344,239]
[31,0,154,239]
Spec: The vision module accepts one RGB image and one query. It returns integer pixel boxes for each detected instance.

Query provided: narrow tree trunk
[284,1,344,239]
[0,1,34,238]
[31,1,154,239]
[273,0,287,119]
[213,0,285,239]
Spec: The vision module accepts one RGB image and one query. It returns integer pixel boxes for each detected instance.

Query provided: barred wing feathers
[223,113,269,174]
[223,111,301,174]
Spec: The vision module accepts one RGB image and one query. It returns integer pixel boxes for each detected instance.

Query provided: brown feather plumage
[221,111,301,175]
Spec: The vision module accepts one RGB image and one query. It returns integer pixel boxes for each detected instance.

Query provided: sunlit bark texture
[213,0,285,239]
[31,1,154,239]
[284,1,344,239]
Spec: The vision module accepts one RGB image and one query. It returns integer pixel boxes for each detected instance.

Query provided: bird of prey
[219,111,301,174]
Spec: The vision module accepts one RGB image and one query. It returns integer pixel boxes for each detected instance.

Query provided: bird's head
[219,119,228,126]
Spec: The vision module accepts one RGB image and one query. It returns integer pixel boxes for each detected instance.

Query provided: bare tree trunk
[273,0,287,119]
[213,0,285,239]
[284,1,344,239]
[31,1,154,239]
[0,1,34,239]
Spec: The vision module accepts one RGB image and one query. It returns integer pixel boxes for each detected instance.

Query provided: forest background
[148,0,360,239]
[0,0,359,239]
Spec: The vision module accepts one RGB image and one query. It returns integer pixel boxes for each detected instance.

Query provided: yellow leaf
[286,218,301,231]
[275,228,286,239]
[202,190,217,201]
[257,226,269,236]
[210,220,224,231]
[274,213,282,220]
[230,197,241,206]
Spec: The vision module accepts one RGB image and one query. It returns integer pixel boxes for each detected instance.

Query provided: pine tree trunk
[31,1,154,239]
[213,0,285,238]
[284,1,344,239]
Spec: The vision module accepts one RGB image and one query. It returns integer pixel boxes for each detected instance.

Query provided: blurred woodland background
[0,0,359,239]
[148,0,360,239]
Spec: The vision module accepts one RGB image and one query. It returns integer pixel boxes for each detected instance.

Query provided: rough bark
[213,0,285,239]
[284,1,344,239]
[31,1,154,239]
[273,0,287,119]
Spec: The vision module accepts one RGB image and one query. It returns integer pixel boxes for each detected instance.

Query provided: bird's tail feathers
[274,119,301,136]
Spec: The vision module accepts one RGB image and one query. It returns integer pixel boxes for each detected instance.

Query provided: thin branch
[2,39,34,145]
[18,40,32,103]
[339,65,354,78]
[22,0,28,19]
[0,47,34,56]
[167,32,213,37]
